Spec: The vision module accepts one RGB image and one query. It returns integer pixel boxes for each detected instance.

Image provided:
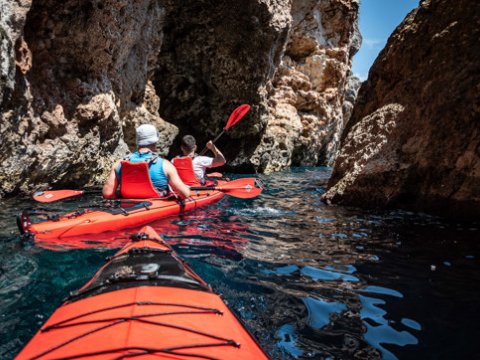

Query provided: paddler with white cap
[102,124,191,199]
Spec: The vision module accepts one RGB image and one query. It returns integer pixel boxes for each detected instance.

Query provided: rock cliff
[323,0,480,219]
[251,0,361,172]
[154,0,292,172]
[155,0,360,172]
[0,0,359,196]
[0,0,170,195]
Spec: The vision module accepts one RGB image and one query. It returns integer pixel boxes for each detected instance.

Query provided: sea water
[1,167,479,359]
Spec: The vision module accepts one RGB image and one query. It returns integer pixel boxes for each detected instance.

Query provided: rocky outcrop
[0,0,170,196]
[251,0,361,172]
[157,0,359,173]
[155,0,292,172]
[323,0,480,219]
[0,0,31,106]
[0,0,360,196]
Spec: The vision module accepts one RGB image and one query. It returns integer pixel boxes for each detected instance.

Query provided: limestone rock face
[0,0,360,196]
[0,0,31,106]
[0,0,169,195]
[155,0,293,171]
[323,0,480,219]
[252,0,361,172]
[156,0,360,172]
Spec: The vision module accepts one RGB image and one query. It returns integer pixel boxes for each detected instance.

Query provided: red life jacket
[171,156,202,186]
[119,161,163,199]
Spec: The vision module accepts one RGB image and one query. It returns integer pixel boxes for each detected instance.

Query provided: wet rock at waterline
[0,0,360,196]
[323,0,480,220]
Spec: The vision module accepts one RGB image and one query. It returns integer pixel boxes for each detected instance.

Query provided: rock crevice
[252,0,361,173]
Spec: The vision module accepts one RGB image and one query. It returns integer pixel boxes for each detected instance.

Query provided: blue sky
[352,0,419,80]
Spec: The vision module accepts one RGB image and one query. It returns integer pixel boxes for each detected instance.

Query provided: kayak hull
[20,184,226,241]
[17,287,266,359]
[16,226,269,359]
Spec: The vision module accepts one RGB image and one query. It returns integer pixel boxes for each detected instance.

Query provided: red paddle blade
[217,177,264,198]
[33,190,84,203]
[225,104,251,131]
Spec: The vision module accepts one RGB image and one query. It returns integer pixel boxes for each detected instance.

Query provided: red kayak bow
[15,226,269,359]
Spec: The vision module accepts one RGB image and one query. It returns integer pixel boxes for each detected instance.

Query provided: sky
[352,0,420,80]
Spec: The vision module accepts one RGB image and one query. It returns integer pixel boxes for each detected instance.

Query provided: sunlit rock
[0,0,166,195]
[252,0,361,173]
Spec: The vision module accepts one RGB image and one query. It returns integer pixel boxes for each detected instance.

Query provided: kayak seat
[172,156,203,186]
[119,161,162,199]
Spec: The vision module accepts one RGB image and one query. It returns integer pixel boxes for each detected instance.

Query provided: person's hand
[206,140,214,150]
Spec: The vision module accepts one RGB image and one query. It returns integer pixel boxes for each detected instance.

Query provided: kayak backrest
[172,156,202,186]
[119,161,161,199]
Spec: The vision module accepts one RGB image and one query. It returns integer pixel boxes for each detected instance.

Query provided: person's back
[173,135,226,185]
[103,124,190,199]
[118,151,168,192]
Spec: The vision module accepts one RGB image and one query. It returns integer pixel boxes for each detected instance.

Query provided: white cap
[136,124,159,146]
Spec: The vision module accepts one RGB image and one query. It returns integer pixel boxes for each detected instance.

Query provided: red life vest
[171,156,202,186]
[119,161,163,199]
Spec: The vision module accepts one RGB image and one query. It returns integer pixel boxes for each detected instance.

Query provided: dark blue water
[1,167,479,359]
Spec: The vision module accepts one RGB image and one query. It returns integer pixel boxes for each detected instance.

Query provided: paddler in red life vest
[102,124,191,199]
[172,135,226,186]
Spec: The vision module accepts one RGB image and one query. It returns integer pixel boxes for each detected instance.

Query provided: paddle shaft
[34,178,261,203]
[212,129,226,144]
[190,186,221,191]
[198,104,250,156]
[199,129,225,156]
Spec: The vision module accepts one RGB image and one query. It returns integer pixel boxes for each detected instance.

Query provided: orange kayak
[17,182,227,241]
[16,226,269,359]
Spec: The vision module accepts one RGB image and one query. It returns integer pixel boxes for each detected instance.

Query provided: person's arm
[206,140,226,167]
[102,162,120,199]
[163,160,191,198]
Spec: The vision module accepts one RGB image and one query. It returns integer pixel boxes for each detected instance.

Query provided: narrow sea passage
[1,167,479,359]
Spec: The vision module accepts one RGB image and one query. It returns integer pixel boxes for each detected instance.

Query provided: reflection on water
[1,167,480,359]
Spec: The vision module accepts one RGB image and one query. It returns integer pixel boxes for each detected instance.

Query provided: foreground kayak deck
[16,226,269,359]
[18,183,226,241]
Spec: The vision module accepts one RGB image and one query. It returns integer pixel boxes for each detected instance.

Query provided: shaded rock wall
[155,0,292,171]
[155,0,360,172]
[323,0,480,219]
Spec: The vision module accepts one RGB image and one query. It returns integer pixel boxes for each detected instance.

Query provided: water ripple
[303,297,347,329]
[301,266,360,282]
[1,168,480,359]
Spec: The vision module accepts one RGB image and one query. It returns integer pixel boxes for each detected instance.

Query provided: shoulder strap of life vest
[172,156,202,186]
[119,161,161,199]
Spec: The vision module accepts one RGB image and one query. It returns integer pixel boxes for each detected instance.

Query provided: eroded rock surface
[0,0,31,106]
[155,0,293,172]
[0,0,169,195]
[323,0,480,219]
[0,0,360,196]
[252,0,361,172]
